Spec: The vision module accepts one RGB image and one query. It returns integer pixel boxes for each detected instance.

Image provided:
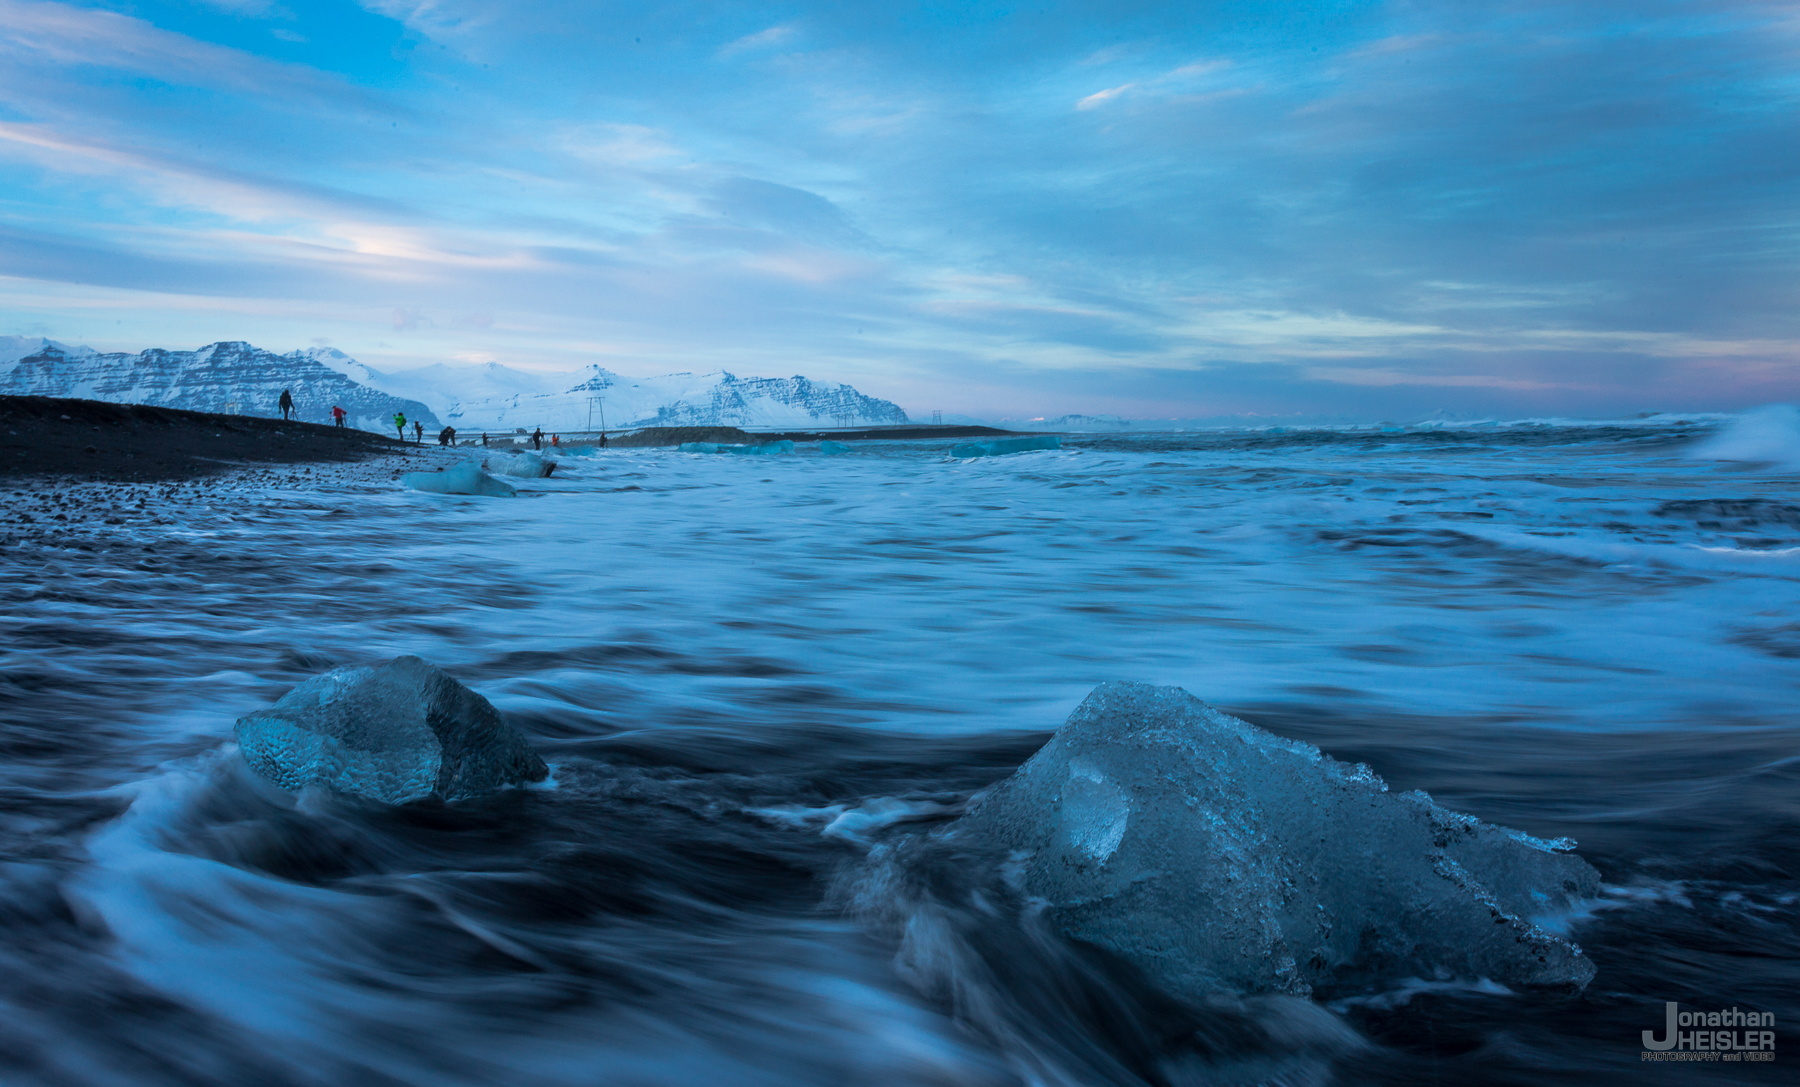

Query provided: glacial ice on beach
[679,440,796,455]
[401,462,517,497]
[234,655,548,805]
[955,682,1600,1002]
[950,435,1061,458]
[820,440,852,455]
[499,451,557,477]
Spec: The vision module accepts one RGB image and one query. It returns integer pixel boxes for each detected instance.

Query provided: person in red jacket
[331,405,347,428]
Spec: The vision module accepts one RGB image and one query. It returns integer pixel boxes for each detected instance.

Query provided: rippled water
[2,420,1796,1085]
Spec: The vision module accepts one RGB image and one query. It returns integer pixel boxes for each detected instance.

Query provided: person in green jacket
[394,412,407,439]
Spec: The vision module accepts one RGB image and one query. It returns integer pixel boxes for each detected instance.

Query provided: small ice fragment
[402,463,516,497]
[950,435,1061,458]
[820,440,852,455]
[499,452,556,477]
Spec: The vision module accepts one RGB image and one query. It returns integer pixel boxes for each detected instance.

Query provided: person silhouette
[394,412,407,439]
[278,389,294,420]
[413,420,424,443]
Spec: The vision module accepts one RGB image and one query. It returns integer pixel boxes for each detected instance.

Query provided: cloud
[2,0,1798,418]
[1076,83,1134,110]
[1075,58,1231,110]
[0,0,360,101]
[720,24,797,57]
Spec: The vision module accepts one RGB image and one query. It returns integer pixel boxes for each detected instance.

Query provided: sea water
[1,417,1795,1085]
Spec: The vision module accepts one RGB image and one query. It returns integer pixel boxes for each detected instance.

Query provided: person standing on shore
[278,389,294,420]
[332,405,347,428]
[481,433,488,447]
[531,428,543,450]
[599,432,607,449]
[394,412,407,439]
[413,420,424,443]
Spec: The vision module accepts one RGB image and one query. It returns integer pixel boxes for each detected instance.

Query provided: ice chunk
[950,435,1061,458]
[235,655,548,805]
[678,440,795,455]
[955,682,1600,1001]
[499,451,557,477]
[401,463,516,497]
[820,440,852,455]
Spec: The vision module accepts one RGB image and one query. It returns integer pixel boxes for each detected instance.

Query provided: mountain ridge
[1,341,438,433]
[1,341,911,434]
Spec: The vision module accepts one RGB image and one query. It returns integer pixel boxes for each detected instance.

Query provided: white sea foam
[1691,404,1800,468]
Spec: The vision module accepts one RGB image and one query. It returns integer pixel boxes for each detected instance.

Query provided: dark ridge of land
[607,426,758,447]
[0,395,410,481]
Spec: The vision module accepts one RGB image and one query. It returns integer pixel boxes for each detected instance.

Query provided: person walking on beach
[278,389,294,421]
[413,419,424,443]
[394,412,407,439]
[332,405,347,428]
[531,427,544,451]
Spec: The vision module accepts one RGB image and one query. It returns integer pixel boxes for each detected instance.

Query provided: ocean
[2,415,1795,1085]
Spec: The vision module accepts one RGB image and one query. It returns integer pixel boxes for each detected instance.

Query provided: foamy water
[2,417,1795,1085]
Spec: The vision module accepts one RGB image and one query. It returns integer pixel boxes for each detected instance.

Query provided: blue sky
[1,0,1796,420]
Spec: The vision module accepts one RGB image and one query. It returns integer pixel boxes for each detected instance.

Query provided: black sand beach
[0,396,409,481]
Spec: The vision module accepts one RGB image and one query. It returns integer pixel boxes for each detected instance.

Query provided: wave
[1691,404,1800,469]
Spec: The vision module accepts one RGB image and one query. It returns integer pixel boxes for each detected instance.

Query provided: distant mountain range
[1,339,437,433]
[0,339,909,434]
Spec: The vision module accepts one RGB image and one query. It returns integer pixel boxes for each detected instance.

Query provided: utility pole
[587,395,606,436]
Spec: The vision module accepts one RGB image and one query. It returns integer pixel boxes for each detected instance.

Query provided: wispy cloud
[720,24,797,57]
[0,0,358,100]
[1076,83,1134,110]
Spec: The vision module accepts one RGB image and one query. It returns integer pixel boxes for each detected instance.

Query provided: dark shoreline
[1,395,410,482]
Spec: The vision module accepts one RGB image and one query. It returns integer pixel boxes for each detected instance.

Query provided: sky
[1,0,1796,422]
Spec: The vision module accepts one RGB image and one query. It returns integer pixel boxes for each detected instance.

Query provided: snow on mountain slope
[435,368,910,432]
[3,341,438,433]
[1,336,94,369]
[9,339,908,436]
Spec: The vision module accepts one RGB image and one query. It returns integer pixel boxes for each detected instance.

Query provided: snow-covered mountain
[300,349,909,433]
[4,340,908,435]
[2,341,438,433]
[1,336,94,366]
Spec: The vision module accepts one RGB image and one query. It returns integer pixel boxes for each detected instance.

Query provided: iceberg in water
[820,440,852,455]
[235,655,548,805]
[678,440,796,455]
[402,463,516,497]
[953,682,1600,1002]
[499,451,557,477]
[950,435,1061,458]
